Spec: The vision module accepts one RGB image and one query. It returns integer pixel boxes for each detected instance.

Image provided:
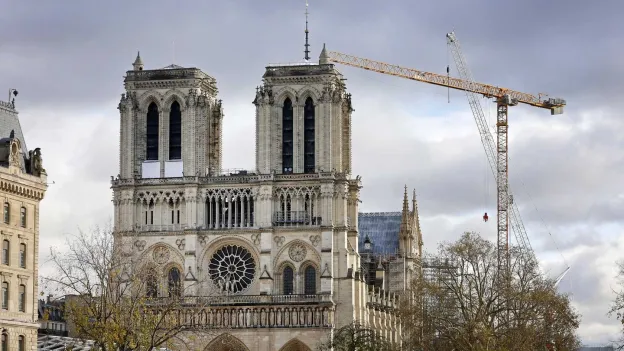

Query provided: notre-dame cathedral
[111,43,422,350]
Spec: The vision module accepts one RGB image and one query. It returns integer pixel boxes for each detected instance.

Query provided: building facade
[111,48,421,350]
[0,97,47,351]
[37,295,68,337]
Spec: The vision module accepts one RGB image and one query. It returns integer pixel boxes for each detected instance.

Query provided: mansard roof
[0,100,29,172]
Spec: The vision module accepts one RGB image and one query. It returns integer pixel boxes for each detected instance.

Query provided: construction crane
[325,49,566,275]
[445,31,570,287]
[444,31,535,264]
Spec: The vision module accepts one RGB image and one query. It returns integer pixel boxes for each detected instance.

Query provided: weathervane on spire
[304,0,310,61]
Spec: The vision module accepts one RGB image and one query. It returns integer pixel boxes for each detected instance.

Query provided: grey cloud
[2,0,622,110]
[1,0,622,345]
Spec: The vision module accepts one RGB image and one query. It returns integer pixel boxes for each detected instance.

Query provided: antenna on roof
[304,0,310,61]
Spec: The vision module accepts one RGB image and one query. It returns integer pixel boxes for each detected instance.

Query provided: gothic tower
[254,44,353,176]
[118,53,223,182]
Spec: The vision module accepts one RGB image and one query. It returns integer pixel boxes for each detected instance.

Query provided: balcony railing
[144,294,335,329]
[147,294,332,306]
[273,211,321,227]
[134,224,185,232]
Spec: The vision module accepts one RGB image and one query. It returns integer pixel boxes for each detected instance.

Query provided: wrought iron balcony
[273,211,321,227]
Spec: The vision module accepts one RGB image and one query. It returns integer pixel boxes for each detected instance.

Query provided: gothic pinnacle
[319,43,329,64]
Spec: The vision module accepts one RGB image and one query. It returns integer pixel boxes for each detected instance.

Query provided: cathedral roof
[162,64,184,69]
[358,212,401,254]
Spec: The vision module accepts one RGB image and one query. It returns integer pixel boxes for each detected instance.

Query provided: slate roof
[0,101,27,153]
[358,212,402,254]
[0,100,30,172]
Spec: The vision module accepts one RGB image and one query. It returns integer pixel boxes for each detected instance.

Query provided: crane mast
[325,49,566,276]
[445,31,536,271]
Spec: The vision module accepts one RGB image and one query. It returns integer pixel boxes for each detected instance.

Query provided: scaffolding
[419,255,458,346]
[359,248,417,294]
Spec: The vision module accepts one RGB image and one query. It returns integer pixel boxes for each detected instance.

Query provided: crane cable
[447,44,451,104]
[484,96,491,213]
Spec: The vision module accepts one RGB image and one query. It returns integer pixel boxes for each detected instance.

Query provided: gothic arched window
[303,97,315,173]
[282,98,294,174]
[304,265,316,295]
[146,102,159,161]
[169,101,182,160]
[283,266,294,295]
[145,269,158,298]
[168,267,181,297]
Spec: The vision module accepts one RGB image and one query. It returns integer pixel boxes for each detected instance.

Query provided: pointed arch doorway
[279,338,312,351]
[204,333,250,351]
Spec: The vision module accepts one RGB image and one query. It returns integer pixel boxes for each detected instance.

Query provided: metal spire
[304,0,310,61]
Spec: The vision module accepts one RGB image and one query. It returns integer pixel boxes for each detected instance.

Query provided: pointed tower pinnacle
[402,185,409,217]
[304,0,311,61]
[319,43,329,64]
[398,185,413,256]
[412,189,423,257]
[133,51,144,71]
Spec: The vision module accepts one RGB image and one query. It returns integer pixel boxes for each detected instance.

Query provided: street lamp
[8,89,18,107]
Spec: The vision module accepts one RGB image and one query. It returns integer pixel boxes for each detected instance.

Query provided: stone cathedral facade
[111,48,421,351]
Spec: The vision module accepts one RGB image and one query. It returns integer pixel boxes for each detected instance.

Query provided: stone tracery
[208,244,256,295]
[274,185,320,227]
[203,188,255,229]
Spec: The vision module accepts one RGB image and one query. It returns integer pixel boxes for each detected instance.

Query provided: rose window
[208,244,256,294]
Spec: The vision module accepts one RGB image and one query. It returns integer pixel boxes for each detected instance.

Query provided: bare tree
[401,232,581,351]
[609,260,624,350]
[41,225,217,351]
[317,322,399,351]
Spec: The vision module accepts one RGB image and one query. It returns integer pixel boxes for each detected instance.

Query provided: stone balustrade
[148,294,333,306]
[145,295,335,330]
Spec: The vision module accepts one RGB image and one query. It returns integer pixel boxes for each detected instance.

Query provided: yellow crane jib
[326,50,566,115]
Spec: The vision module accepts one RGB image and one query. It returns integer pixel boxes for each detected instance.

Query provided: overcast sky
[1,0,622,345]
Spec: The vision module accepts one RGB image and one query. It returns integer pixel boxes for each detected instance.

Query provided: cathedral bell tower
[117,53,224,180]
[254,44,354,175]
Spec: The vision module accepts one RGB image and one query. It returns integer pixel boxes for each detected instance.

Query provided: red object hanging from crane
[483,212,489,222]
